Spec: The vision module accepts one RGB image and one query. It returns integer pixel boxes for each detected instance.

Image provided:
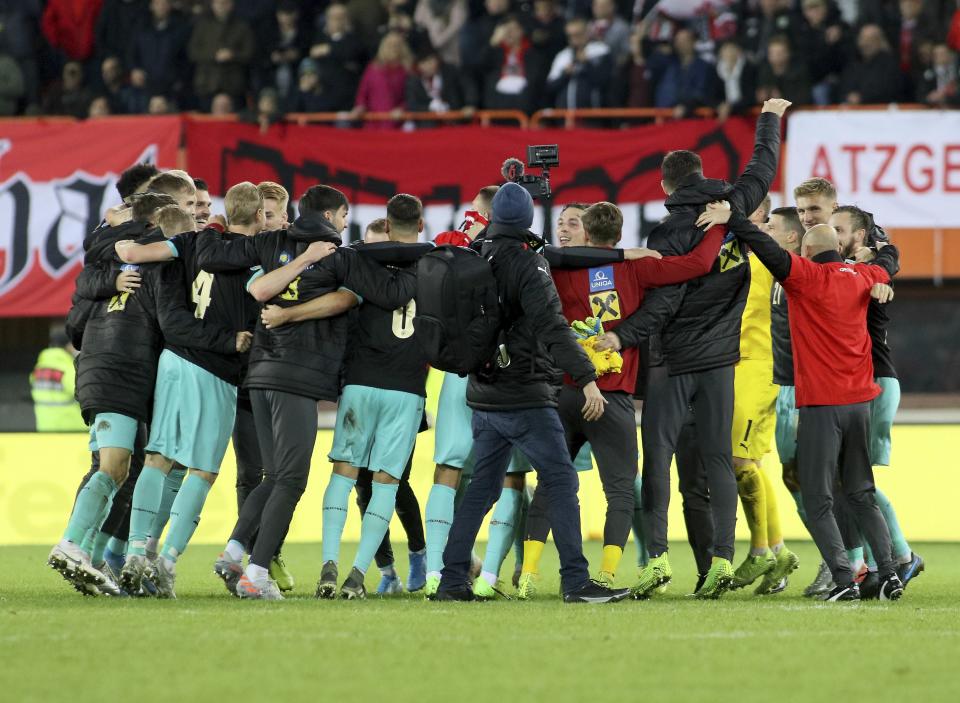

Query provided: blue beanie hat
[491,182,534,229]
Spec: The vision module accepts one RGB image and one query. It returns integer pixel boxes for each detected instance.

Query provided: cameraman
[435,183,630,603]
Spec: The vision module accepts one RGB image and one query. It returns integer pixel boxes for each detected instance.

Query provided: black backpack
[413,245,502,376]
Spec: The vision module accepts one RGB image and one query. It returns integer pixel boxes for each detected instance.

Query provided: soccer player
[145,172,198,218]
[730,197,800,594]
[257,181,290,231]
[194,178,212,227]
[363,218,389,243]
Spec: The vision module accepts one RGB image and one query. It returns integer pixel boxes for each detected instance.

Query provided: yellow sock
[758,464,783,549]
[521,540,545,575]
[734,461,768,553]
[600,544,623,576]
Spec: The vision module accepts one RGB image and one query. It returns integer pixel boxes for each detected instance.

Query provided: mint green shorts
[433,372,474,475]
[774,385,798,465]
[91,412,139,452]
[870,377,900,466]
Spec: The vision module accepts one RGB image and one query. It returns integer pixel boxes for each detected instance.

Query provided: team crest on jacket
[590,291,621,322]
[718,239,746,272]
[279,251,291,265]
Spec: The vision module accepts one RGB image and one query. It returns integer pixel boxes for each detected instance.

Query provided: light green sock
[353,482,399,573]
[321,473,356,564]
[846,545,865,567]
[128,466,166,556]
[875,488,911,560]
[80,491,114,554]
[63,472,117,544]
[160,473,212,563]
[91,531,112,565]
[149,467,186,545]
[790,491,808,522]
[481,487,521,579]
[864,541,877,570]
[632,473,648,567]
[106,537,126,557]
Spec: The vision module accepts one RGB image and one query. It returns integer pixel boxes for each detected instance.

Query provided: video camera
[501,145,559,201]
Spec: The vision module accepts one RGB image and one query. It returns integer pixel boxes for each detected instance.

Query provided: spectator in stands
[88,95,112,118]
[715,39,758,119]
[480,15,537,112]
[0,0,42,111]
[842,24,901,104]
[611,23,652,108]
[738,0,796,63]
[347,0,389,56]
[210,91,235,115]
[527,0,567,110]
[42,61,92,118]
[415,0,468,66]
[352,31,412,128]
[405,48,468,114]
[757,34,812,105]
[129,0,191,102]
[918,42,959,106]
[0,52,25,116]
[650,27,717,116]
[100,55,147,114]
[42,0,104,64]
[795,0,851,105]
[311,3,365,111]
[188,0,255,109]
[258,0,309,100]
[95,0,148,63]
[893,0,939,99]
[589,0,630,66]
[286,58,338,112]
[546,17,613,109]
[148,93,174,113]
[950,2,960,53]
[461,0,511,109]
[242,87,284,131]
[381,6,432,57]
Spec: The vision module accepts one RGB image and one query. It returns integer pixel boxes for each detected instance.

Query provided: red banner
[0,117,180,317]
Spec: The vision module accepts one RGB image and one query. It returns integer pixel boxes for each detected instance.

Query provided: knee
[844,488,876,509]
[503,474,524,491]
[191,469,217,486]
[373,471,399,486]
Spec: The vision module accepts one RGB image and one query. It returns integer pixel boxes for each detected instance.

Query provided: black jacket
[466,224,596,411]
[613,111,781,375]
[405,64,467,112]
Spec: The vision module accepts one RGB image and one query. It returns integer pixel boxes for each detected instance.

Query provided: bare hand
[305,241,337,263]
[870,283,895,304]
[130,68,147,88]
[260,304,288,329]
[761,98,792,117]
[215,48,234,62]
[623,247,663,261]
[114,239,136,258]
[853,246,876,263]
[581,381,608,421]
[594,332,621,352]
[235,331,253,352]
[695,201,732,229]
[115,268,141,293]
[105,205,133,227]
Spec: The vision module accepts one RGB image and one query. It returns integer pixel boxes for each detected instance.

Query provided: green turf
[1,541,956,703]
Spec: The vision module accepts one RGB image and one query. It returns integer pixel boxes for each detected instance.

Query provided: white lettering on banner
[785,111,960,228]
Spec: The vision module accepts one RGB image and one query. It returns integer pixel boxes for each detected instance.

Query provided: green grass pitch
[1,541,957,703]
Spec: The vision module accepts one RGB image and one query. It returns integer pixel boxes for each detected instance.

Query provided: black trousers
[229,389,318,569]
[640,364,738,561]
[676,416,714,576]
[233,399,264,512]
[355,449,425,569]
[796,402,895,584]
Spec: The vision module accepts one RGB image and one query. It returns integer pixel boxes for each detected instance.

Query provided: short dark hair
[365,218,388,234]
[581,202,623,246]
[560,202,590,215]
[770,206,802,235]
[131,192,177,223]
[193,178,209,192]
[386,193,423,230]
[661,150,703,192]
[117,163,159,201]
[833,205,870,235]
[299,185,348,216]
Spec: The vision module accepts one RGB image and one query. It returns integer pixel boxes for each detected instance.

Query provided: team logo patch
[96,420,111,433]
[589,266,615,292]
[719,239,746,272]
[279,251,291,265]
[590,290,621,322]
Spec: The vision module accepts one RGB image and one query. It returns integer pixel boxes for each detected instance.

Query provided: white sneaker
[48,540,106,588]
[236,573,284,600]
[149,558,177,599]
[119,553,149,594]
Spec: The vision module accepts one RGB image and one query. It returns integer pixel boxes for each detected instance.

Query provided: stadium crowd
[2,0,960,122]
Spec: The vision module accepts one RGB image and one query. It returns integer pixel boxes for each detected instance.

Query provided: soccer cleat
[315,560,338,600]
[696,559,735,600]
[516,572,539,601]
[688,573,707,597]
[824,582,860,602]
[878,573,904,601]
[897,552,924,588]
[94,561,126,597]
[339,567,367,600]
[630,553,672,600]
[430,586,476,601]
[859,571,880,599]
[407,551,427,592]
[103,547,125,576]
[119,554,149,595]
[269,554,295,592]
[48,540,105,588]
[754,548,800,596]
[803,560,834,598]
[377,572,404,596]
[731,553,776,590]
[150,558,177,599]
[236,573,284,600]
[139,571,160,597]
[214,552,244,596]
[595,571,615,587]
[472,576,509,600]
[563,579,631,604]
[423,574,441,598]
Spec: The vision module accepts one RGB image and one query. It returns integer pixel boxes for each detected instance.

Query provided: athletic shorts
[774,385,798,465]
[330,384,424,480]
[146,349,237,473]
[870,376,900,466]
[573,442,593,471]
[732,359,778,460]
[91,412,139,452]
[432,372,474,474]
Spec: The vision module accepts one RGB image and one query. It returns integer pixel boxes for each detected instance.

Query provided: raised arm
[260,290,359,329]
[700,208,793,282]
[625,225,727,288]
[726,100,789,215]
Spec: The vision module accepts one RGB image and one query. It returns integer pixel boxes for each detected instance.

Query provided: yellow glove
[576,335,623,377]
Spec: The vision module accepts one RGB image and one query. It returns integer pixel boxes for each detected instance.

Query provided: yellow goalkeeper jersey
[740,254,774,361]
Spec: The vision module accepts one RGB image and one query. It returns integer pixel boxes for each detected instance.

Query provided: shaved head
[801,224,840,259]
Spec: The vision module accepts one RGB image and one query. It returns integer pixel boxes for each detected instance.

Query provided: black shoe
[563,579,631,603]
[339,567,366,600]
[430,586,476,602]
[878,573,904,601]
[897,552,924,587]
[859,571,880,599]
[690,573,707,597]
[824,582,860,602]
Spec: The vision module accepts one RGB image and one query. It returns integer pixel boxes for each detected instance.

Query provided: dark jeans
[797,402,895,584]
[440,407,590,594]
[356,449,425,569]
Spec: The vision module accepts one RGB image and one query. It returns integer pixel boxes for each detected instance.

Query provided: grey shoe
[339,567,367,600]
[214,552,244,596]
[149,558,177,599]
[315,560,338,599]
[94,561,126,597]
[48,541,105,590]
[236,573,285,600]
[119,554,149,595]
[803,560,835,598]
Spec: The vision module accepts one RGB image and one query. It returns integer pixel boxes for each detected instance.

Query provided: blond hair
[225,182,264,226]
[157,204,195,238]
[257,181,289,212]
[793,177,837,201]
[148,172,196,198]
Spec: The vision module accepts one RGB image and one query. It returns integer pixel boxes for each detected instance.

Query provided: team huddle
[47,96,924,604]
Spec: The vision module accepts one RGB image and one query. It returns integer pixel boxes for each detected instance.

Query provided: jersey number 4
[392,300,416,339]
[192,271,215,319]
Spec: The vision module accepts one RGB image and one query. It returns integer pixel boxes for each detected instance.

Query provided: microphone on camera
[501,157,524,183]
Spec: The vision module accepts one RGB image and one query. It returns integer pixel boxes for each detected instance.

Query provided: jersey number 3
[192,271,215,319]
[392,300,416,339]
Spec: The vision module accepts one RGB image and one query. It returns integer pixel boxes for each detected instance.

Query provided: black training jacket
[467,224,596,411]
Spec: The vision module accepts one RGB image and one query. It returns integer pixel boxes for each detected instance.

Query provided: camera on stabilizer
[501,145,559,201]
